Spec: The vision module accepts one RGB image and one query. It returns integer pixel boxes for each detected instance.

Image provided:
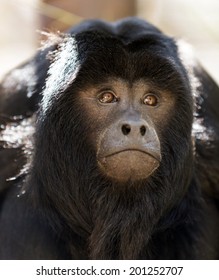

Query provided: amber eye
[98,92,118,104]
[143,94,158,106]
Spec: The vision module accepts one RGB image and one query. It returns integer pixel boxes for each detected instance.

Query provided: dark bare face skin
[80,78,175,182]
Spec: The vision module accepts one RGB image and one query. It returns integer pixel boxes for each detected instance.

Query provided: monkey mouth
[103,148,161,162]
[98,149,161,182]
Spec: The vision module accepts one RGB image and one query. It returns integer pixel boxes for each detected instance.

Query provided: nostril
[140,125,146,136]
[122,124,131,135]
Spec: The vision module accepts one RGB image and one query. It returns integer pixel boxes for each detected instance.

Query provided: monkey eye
[143,94,158,106]
[98,91,118,104]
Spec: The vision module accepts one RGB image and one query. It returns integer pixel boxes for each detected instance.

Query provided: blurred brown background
[0,0,219,83]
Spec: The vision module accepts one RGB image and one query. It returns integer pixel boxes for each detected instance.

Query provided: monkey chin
[98,149,160,183]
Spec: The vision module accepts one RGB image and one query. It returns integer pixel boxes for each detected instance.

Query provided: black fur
[0,17,219,259]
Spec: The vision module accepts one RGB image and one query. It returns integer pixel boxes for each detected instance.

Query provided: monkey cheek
[97,151,160,182]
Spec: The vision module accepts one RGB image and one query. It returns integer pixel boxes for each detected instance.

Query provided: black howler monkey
[0,17,219,259]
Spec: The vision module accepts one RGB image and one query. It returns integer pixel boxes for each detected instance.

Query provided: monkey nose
[121,121,147,137]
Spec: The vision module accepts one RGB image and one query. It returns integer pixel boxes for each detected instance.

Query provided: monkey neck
[86,178,203,259]
[89,207,158,259]
[86,181,168,259]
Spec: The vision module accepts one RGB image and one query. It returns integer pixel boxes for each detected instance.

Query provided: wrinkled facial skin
[80,79,175,182]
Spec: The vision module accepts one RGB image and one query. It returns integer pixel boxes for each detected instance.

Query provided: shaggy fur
[0,18,219,259]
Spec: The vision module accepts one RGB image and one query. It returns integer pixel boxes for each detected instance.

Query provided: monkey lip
[98,149,161,182]
[103,148,161,162]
